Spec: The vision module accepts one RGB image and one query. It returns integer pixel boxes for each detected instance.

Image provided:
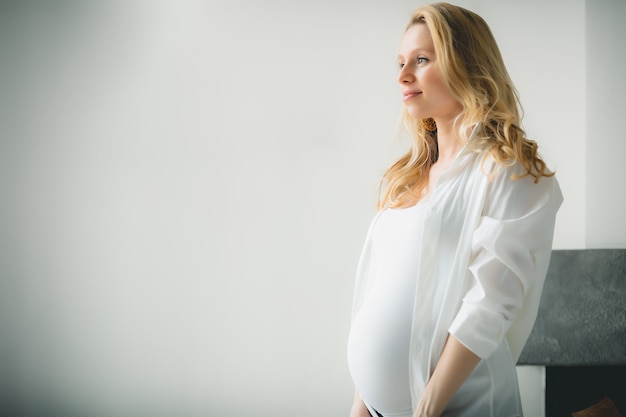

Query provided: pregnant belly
[347,287,414,416]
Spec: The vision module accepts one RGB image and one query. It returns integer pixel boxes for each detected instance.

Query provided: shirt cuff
[448,301,512,359]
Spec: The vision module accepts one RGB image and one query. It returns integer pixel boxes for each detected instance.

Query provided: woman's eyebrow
[398,47,435,59]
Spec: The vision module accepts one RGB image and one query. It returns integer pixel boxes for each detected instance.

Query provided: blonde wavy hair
[379,2,553,209]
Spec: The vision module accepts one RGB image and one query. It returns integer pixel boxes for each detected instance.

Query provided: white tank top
[347,202,428,417]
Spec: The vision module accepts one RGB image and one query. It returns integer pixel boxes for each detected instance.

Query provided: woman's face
[397,23,462,123]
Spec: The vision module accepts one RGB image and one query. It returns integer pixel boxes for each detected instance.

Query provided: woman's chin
[405,110,426,121]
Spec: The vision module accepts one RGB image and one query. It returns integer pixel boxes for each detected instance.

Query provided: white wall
[586,0,626,248]
[0,3,409,416]
[2,1,620,417]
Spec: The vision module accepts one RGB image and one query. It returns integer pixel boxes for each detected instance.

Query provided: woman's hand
[412,335,480,417]
[350,389,372,417]
[412,383,441,417]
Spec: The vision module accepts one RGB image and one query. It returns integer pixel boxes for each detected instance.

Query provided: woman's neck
[433,120,465,164]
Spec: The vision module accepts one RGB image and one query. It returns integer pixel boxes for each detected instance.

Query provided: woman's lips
[403,91,422,101]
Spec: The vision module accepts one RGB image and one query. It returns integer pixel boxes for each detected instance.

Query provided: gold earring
[422,118,437,132]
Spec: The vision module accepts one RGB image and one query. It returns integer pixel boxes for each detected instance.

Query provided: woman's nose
[397,65,415,85]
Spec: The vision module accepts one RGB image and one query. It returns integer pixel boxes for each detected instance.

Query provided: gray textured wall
[519,250,626,365]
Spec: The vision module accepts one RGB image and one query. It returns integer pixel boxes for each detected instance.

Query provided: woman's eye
[417,57,429,64]
[398,62,405,69]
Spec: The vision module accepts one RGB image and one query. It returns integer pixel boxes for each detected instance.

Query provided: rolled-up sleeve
[449,162,562,359]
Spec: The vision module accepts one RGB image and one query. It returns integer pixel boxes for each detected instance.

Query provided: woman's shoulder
[475,149,555,184]
[479,153,562,216]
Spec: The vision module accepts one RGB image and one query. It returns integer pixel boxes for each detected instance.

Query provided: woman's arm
[413,334,480,417]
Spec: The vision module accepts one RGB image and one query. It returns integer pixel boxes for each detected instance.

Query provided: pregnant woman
[347,3,563,417]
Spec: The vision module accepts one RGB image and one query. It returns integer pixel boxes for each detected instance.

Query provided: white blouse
[350,142,563,416]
